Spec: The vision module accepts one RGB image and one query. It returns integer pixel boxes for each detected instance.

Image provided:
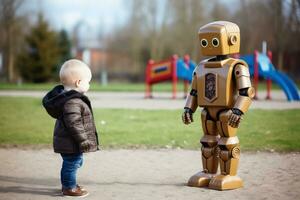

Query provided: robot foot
[187,171,216,188]
[209,175,243,190]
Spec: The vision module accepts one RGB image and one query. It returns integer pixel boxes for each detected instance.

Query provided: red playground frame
[145,55,179,99]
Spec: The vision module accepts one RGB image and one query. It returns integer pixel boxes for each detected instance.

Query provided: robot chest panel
[196,63,235,107]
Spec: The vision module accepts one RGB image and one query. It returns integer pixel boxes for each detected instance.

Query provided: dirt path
[0,149,299,200]
[0,90,300,110]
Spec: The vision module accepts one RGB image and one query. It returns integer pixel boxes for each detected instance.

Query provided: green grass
[0,81,297,92]
[0,82,182,92]
[0,97,300,151]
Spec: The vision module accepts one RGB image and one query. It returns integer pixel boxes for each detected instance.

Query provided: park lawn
[0,82,177,92]
[0,96,299,151]
[0,81,294,92]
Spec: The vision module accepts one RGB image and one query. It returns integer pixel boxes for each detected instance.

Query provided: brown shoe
[76,184,87,192]
[62,187,89,197]
[62,185,86,192]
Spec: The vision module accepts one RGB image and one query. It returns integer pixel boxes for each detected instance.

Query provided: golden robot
[182,21,254,190]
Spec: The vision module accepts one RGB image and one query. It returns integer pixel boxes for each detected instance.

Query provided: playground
[0,90,299,110]
[145,52,300,101]
[0,52,299,198]
[1,0,300,199]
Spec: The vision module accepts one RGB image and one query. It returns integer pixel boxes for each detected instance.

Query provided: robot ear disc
[229,35,237,45]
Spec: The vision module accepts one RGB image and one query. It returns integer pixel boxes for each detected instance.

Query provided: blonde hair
[59,59,92,87]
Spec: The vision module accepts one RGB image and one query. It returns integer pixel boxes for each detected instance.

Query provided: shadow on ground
[0,175,186,197]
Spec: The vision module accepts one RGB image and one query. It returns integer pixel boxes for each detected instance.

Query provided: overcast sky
[19,0,237,47]
[19,0,132,47]
[21,0,239,30]
[56,0,125,30]
[21,0,128,34]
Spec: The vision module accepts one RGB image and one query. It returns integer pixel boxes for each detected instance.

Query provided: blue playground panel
[174,54,299,101]
[240,53,300,101]
[176,58,196,83]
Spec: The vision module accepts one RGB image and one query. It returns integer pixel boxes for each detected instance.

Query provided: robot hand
[182,108,194,125]
[228,108,243,128]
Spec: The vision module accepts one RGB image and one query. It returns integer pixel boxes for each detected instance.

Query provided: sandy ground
[0,90,300,110]
[1,90,300,199]
[0,149,299,200]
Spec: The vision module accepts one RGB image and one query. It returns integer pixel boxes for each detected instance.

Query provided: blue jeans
[60,153,83,189]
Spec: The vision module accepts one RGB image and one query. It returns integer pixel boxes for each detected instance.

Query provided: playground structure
[145,55,196,99]
[240,51,300,101]
[145,52,300,101]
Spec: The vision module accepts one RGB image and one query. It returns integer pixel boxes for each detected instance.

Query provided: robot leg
[188,109,220,187]
[209,110,243,190]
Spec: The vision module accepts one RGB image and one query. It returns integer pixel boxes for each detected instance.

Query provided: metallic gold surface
[196,58,247,107]
[201,109,209,134]
[184,73,199,112]
[218,110,238,137]
[247,87,255,98]
[200,112,219,174]
[191,73,197,89]
[219,146,240,175]
[234,64,250,77]
[198,21,240,56]
[183,21,252,190]
[206,107,224,120]
[206,120,218,136]
[188,172,216,187]
[231,146,241,159]
[234,96,252,113]
[235,64,252,89]
[184,95,198,112]
[201,108,219,135]
[200,135,219,146]
[218,136,239,146]
[236,76,252,89]
[209,175,243,190]
[202,146,218,173]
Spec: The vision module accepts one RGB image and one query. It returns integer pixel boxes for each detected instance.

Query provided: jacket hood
[42,85,84,119]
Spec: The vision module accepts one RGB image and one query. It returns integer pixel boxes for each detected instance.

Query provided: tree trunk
[8,50,14,82]
[7,26,15,82]
[277,51,284,71]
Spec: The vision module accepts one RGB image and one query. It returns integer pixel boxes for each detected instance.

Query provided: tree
[128,0,144,75]
[0,0,25,82]
[58,29,72,64]
[167,0,206,60]
[234,0,274,54]
[272,0,300,70]
[234,0,300,72]
[18,14,60,82]
[210,0,231,21]
[105,0,207,81]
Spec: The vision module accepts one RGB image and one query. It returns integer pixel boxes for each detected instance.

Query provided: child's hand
[79,140,91,152]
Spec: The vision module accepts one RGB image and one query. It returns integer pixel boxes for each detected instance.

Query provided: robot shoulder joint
[234,64,250,78]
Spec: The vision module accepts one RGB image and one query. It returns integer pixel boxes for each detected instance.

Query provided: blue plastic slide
[176,58,196,82]
[240,53,300,101]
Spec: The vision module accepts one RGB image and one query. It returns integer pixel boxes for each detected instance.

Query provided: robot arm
[233,64,255,113]
[182,72,198,124]
[229,64,255,127]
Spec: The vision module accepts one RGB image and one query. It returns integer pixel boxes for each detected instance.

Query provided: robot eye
[212,38,219,47]
[200,39,208,47]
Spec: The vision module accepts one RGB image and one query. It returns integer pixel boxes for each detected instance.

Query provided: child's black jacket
[43,85,99,153]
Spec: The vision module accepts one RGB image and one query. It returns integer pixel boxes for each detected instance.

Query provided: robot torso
[195,58,247,108]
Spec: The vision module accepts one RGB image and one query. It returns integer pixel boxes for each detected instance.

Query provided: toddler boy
[43,59,99,197]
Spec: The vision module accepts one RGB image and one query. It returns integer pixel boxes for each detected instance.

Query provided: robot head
[198,21,240,56]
